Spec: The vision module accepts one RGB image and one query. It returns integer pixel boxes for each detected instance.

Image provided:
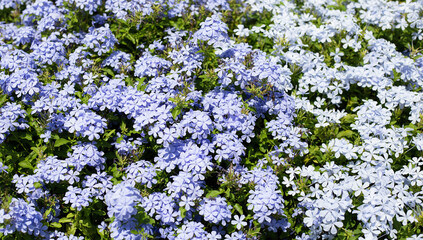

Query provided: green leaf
[234,203,243,215]
[120,121,127,135]
[247,226,261,236]
[113,168,123,179]
[59,218,73,223]
[225,188,231,199]
[67,223,77,235]
[126,33,136,44]
[180,207,187,218]
[54,138,70,147]
[102,68,115,77]
[81,225,96,237]
[206,190,222,198]
[0,93,8,107]
[75,91,83,99]
[136,77,145,85]
[18,160,33,169]
[137,82,147,91]
[50,222,62,228]
[30,146,47,156]
[342,114,357,124]
[259,128,268,141]
[103,129,116,141]
[336,130,354,139]
[22,133,32,141]
[134,210,155,225]
[405,123,418,131]
[25,150,37,162]
[171,107,182,120]
[44,208,53,219]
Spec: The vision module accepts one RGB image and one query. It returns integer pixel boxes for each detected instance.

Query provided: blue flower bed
[1,0,423,239]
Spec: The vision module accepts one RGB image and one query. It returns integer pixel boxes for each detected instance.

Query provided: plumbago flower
[134,52,172,78]
[3,0,423,239]
[0,162,8,173]
[82,24,117,56]
[104,182,154,239]
[0,198,48,237]
[193,13,230,45]
[0,102,29,143]
[102,50,132,73]
[199,197,232,226]
[65,142,106,171]
[67,0,102,15]
[63,106,108,141]
[31,34,67,66]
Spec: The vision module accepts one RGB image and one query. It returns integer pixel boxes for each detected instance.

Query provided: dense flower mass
[1,0,423,239]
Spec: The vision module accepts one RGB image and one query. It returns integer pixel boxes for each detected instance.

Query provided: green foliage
[242,10,274,53]
[195,43,220,92]
[64,3,92,34]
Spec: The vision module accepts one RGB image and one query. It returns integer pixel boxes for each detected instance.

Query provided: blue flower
[104,183,142,222]
[63,186,92,211]
[175,222,207,240]
[193,14,229,45]
[224,231,246,240]
[124,160,158,188]
[82,24,117,56]
[66,142,105,171]
[0,102,29,143]
[199,197,232,226]
[82,172,113,200]
[177,110,214,141]
[247,184,285,224]
[142,192,179,225]
[63,107,107,141]
[0,162,8,173]
[0,49,35,72]
[31,37,67,66]
[1,198,47,237]
[34,156,74,183]
[134,52,172,78]
[102,50,132,73]
[68,0,102,14]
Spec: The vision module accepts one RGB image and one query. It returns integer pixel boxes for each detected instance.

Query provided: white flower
[234,25,250,37]
[231,215,247,230]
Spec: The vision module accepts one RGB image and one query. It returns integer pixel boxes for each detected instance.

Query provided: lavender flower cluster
[1,0,423,239]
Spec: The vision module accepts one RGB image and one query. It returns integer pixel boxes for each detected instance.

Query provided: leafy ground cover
[1,0,423,239]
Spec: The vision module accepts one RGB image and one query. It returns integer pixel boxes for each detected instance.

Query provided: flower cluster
[82,24,117,56]
[0,198,47,237]
[0,102,29,143]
